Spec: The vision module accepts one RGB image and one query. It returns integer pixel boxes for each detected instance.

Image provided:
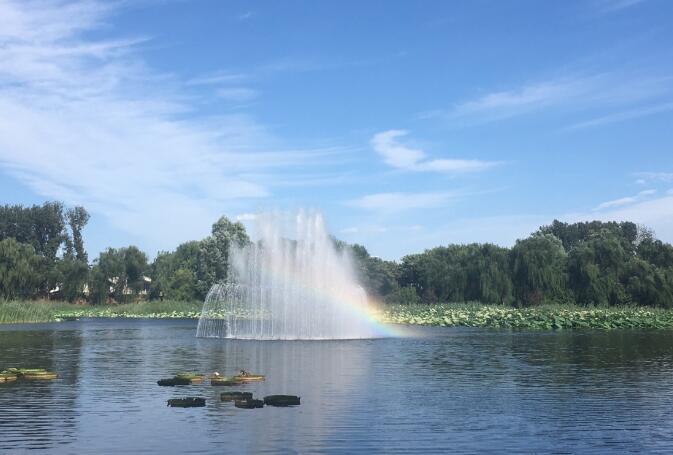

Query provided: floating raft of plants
[210,376,244,386]
[0,372,17,383]
[233,374,265,382]
[157,378,191,386]
[167,397,206,408]
[174,372,204,384]
[3,368,58,381]
[157,372,204,386]
[220,391,253,401]
[234,398,264,409]
[263,395,300,407]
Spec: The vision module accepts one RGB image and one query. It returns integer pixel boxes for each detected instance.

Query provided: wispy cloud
[0,0,335,253]
[594,197,638,211]
[340,224,422,235]
[185,71,248,86]
[568,102,673,130]
[346,191,454,212]
[592,0,646,14]
[634,172,673,183]
[236,11,254,21]
[424,72,673,128]
[370,130,498,173]
[593,188,657,211]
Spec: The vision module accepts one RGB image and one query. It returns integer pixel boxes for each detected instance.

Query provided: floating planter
[234,398,264,409]
[174,372,205,384]
[0,372,17,383]
[263,395,300,407]
[232,374,265,382]
[22,371,58,380]
[220,392,253,402]
[210,376,244,386]
[167,397,206,408]
[157,378,191,386]
[4,368,58,380]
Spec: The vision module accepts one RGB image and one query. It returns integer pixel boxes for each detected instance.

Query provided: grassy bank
[0,300,203,324]
[3,300,673,330]
[380,303,673,330]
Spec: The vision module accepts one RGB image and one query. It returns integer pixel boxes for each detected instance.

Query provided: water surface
[1,320,673,453]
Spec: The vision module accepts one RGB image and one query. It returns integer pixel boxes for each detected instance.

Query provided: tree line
[1,202,673,307]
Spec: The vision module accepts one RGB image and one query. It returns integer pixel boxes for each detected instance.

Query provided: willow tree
[0,238,41,299]
[510,233,568,306]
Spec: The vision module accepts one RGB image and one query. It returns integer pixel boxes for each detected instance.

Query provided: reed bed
[0,300,203,323]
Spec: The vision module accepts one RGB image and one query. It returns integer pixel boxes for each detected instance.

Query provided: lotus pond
[4,300,673,330]
[2,319,673,453]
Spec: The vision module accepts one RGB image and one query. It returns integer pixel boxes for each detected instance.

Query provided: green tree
[66,206,90,262]
[57,258,90,302]
[348,244,400,298]
[624,258,673,308]
[0,238,41,299]
[510,233,568,306]
[195,217,249,299]
[92,246,148,303]
[566,234,629,306]
[637,238,673,269]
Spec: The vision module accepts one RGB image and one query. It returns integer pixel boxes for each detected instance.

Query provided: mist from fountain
[196,211,379,340]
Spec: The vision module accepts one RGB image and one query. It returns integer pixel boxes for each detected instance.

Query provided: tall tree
[195,216,249,299]
[66,206,90,262]
[0,238,41,299]
[510,233,568,306]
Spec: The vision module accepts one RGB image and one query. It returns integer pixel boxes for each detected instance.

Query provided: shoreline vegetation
[3,202,673,328]
[3,300,673,330]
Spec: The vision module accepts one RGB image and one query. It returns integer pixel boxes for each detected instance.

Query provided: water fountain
[196,211,380,340]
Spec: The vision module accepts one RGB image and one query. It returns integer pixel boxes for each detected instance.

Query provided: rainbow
[259,254,406,339]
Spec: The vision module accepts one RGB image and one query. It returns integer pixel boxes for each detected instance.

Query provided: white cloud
[593,188,657,211]
[371,130,425,168]
[370,130,497,173]
[594,197,638,211]
[346,192,454,212]
[634,172,673,183]
[0,0,332,254]
[426,72,673,127]
[453,79,585,119]
[185,71,248,86]
[568,102,673,130]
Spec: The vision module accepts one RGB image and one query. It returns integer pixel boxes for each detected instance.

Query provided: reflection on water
[1,321,673,453]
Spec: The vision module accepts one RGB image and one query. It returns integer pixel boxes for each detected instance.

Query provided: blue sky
[1,0,672,260]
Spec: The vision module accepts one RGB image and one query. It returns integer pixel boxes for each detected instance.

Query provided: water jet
[197,211,381,340]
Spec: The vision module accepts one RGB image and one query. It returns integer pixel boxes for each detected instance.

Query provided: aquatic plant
[4,299,673,330]
[380,304,673,330]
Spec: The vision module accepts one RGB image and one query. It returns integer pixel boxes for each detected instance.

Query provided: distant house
[111,276,152,296]
[51,276,152,300]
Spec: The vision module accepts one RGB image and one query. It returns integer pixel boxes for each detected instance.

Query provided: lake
[1,320,673,453]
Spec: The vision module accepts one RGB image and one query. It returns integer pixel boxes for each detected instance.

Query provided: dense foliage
[2,201,673,308]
